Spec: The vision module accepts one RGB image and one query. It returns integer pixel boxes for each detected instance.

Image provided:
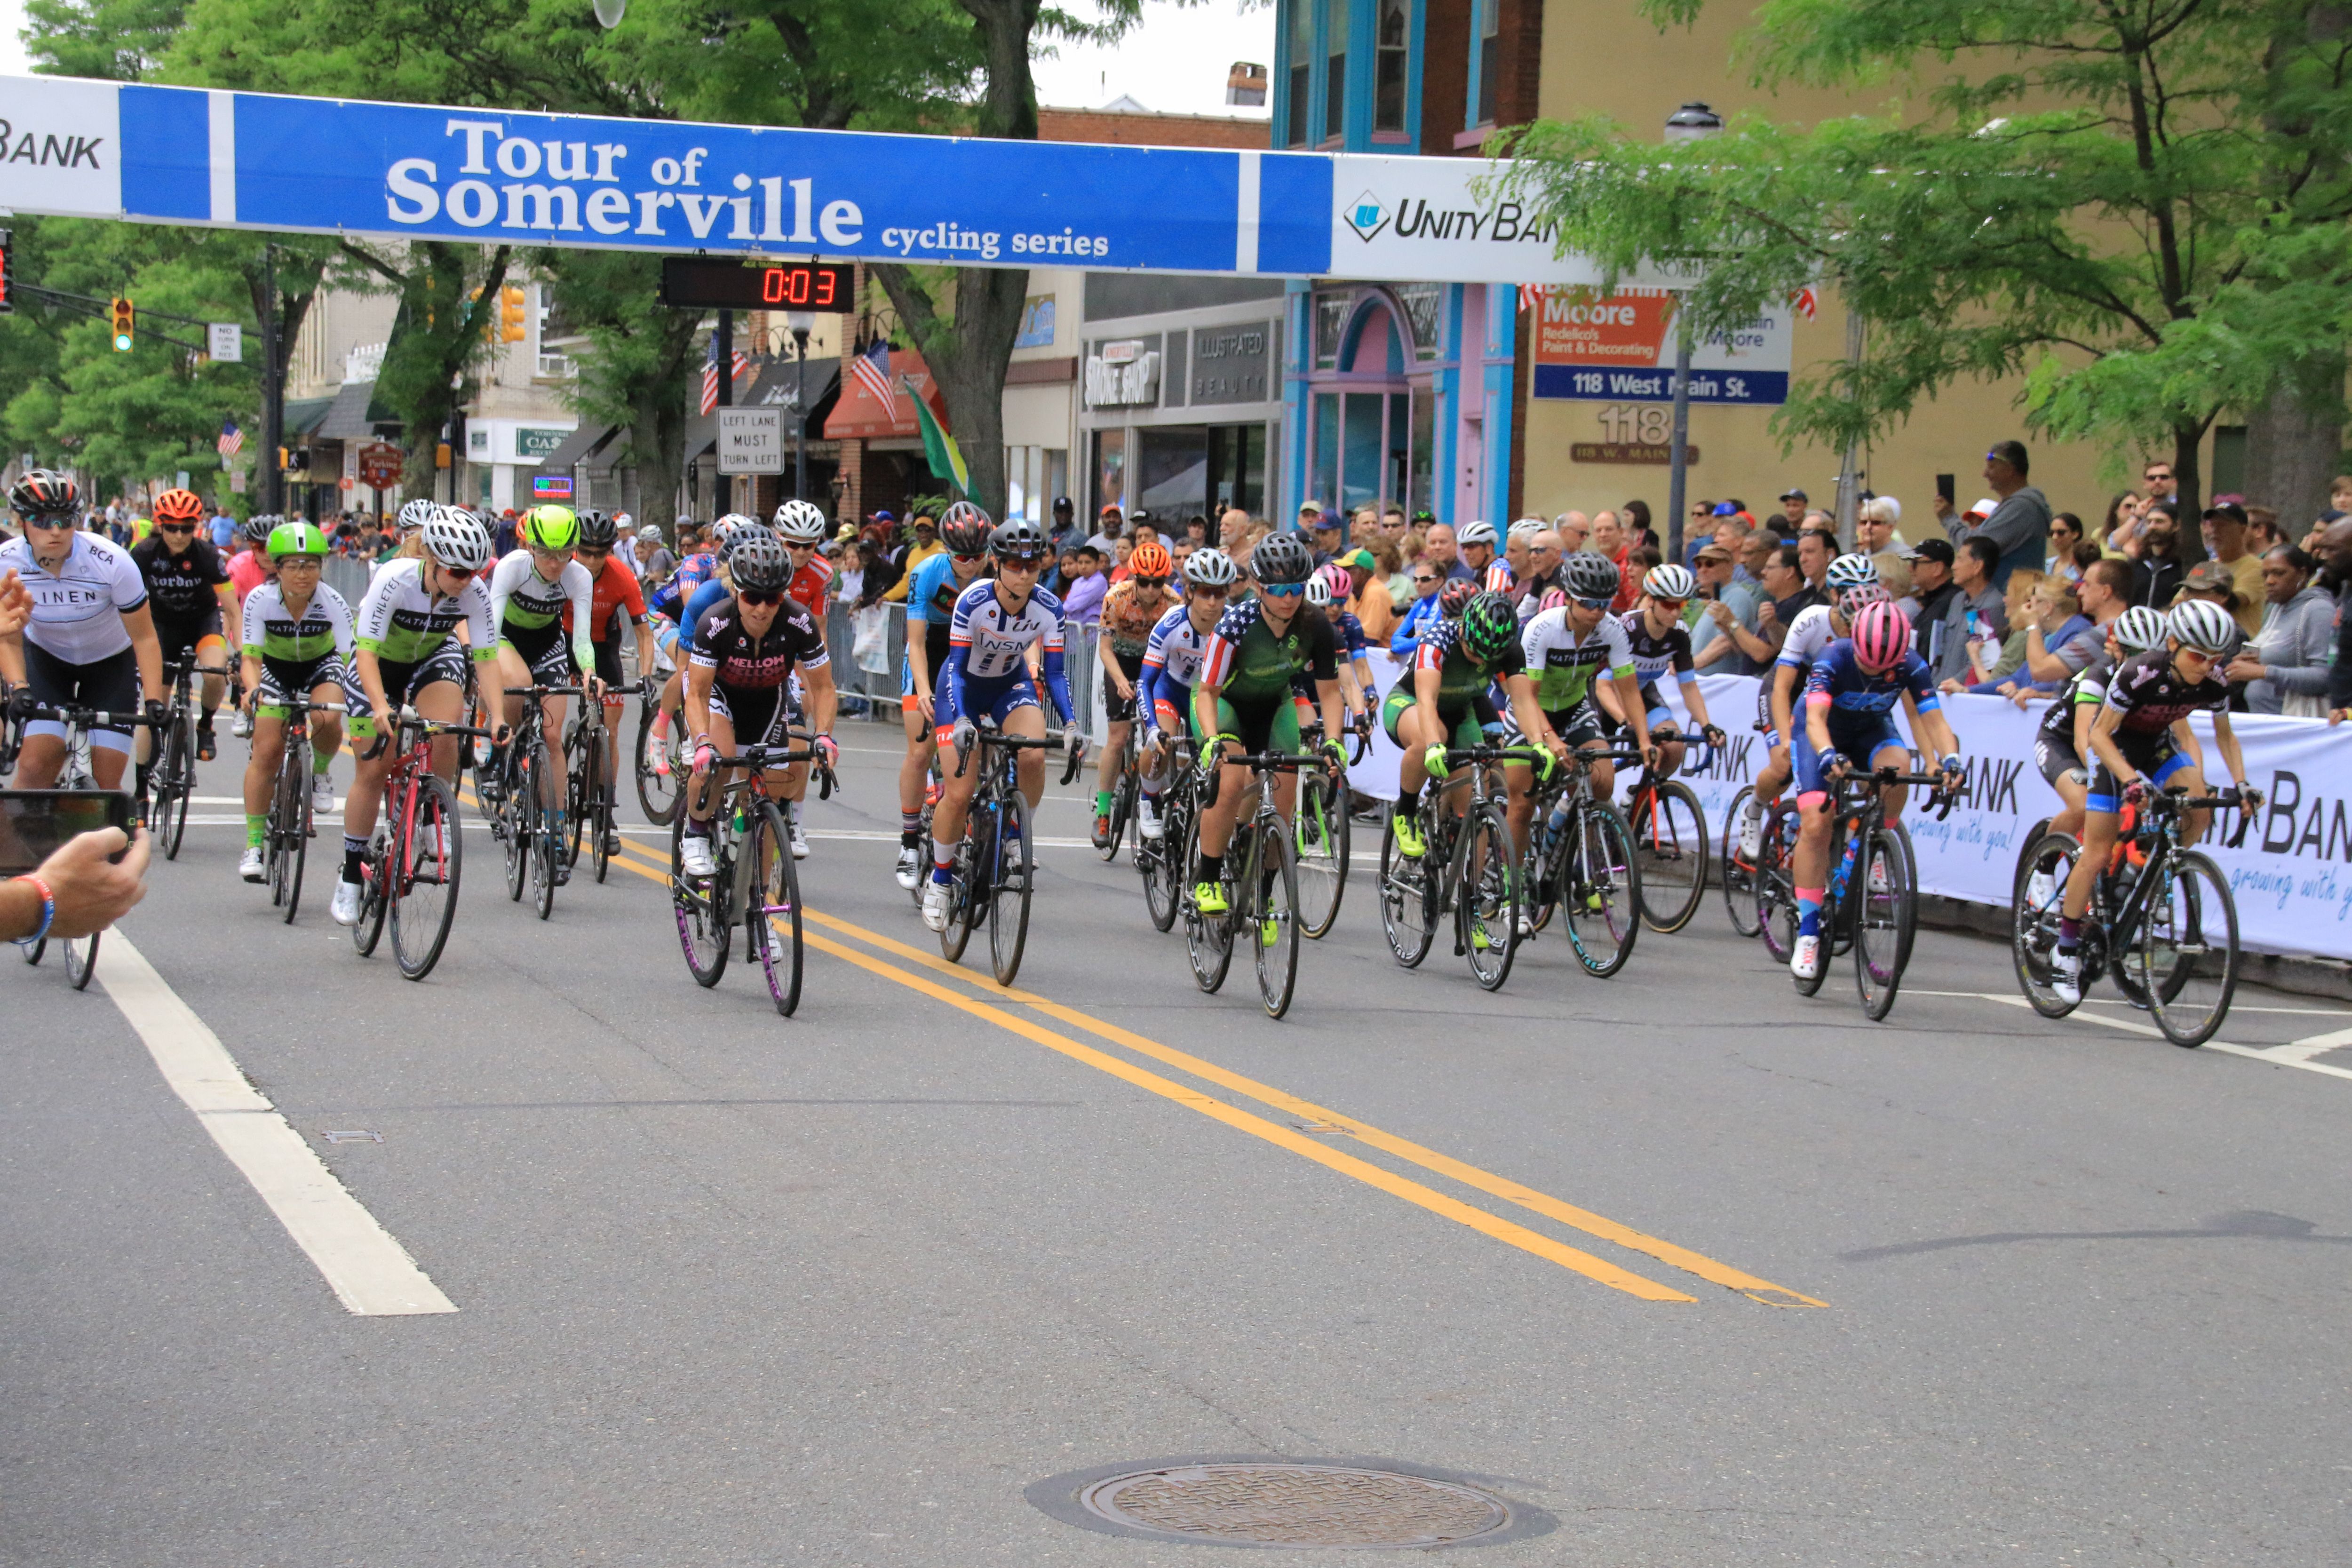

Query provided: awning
[282,396,334,437]
[822,349,947,441]
[539,422,619,472]
[683,358,845,460]
[316,379,399,439]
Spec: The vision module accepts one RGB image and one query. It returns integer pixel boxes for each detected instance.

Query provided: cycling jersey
[354,558,498,668]
[2037,653,2113,749]
[648,549,720,621]
[129,535,230,625]
[1618,608,1697,688]
[943,578,1074,727]
[1200,599,1339,706]
[1330,606,1369,661]
[2100,648,2226,735]
[1803,639,1939,721]
[682,577,734,641]
[1774,604,1839,675]
[242,580,354,669]
[226,548,272,616]
[1519,606,1634,716]
[1098,579,1178,660]
[689,596,828,691]
[787,556,833,618]
[0,531,149,664]
[1412,613,1526,708]
[586,555,647,642]
[1138,603,1218,732]
[488,550,596,674]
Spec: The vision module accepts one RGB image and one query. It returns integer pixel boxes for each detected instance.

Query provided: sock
[1095,789,1112,813]
[650,708,670,739]
[1198,852,1224,885]
[200,704,218,726]
[313,748,334,774]
[684,818,712,839]
[342,835,367,882]
[2058,917,2081,951]
[1796,887,1824,938]
[246,814,267,848]
[900,810,921,848]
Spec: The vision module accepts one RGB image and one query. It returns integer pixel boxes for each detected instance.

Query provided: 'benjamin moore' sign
[0,72,1641,287]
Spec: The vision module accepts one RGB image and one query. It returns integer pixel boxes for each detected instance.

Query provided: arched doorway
[1307,292,1435,518]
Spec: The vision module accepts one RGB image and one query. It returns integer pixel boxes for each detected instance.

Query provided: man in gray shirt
[1948,438,2051,589]
[1930,535,2009,685]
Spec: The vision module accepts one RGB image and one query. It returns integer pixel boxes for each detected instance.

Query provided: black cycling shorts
[1102,648,1146,723]
[709,682,795,748]
[152,603,225,666]
[1544,699,1606,749]
[501,618,577,686]
[22,643,140,750]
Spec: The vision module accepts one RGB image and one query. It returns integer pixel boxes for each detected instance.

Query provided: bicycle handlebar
[1819,764,1968,820]
[1441,744,1551,768]
[13,700,166,730]
[503,684,586,697]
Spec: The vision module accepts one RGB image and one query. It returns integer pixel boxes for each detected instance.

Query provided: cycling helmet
[1184,547,1238,589]
[1305,573,1333,608]
[1507,517,1545,543]
[421,508,493,572]
[521,504,580,552]
[1849,599,1914,673]
[728,531,793,593]
[712,514,762,561]
[1438,578,1476,618]
[1642,563,1697,602]
[772,498,828,544]
[941,500,992,535]
[8,468,80,518]
[1826,551,1880,592]
[152,487,205,525]
[241,512,277,545]
[396,497,439,535]
[1314,562,1354,604]
[939,510,993,557]
[1128,541,1172,579]
[2167,597,2238,656]
[1562,550,1621,603]
[1249,530,1313,585]
[989,517,1049,561]
[576,509,619,549]
[267,519,329,558]
[1836,582,1891,619]
[1461,590,1519,661]
[1454,518,1498,551]
[2113,605,2169,654]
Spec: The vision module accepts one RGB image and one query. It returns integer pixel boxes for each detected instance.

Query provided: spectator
[2174,559,2247,627]
[2012,555,2129,691]
[1295,499,1324,537]
[1423,522,1466,581]
[2229,545,2334,716]
[1049,494,1076,549]
[1553,510,1589,554]
[1778,488,1809,531]
[831,541,866,604]
[2046,511,2086,578]
[1514,528,1566,619]
[1589,511,1639,609]
[2200,499,2266,638]
[1088,505,1122,554]
[208,507,237,551]
[1949,439,2051,587]
[1184,514,1208,546]
[2142,458,2179,512]
[1368,537,1410,613]
[2322,520,2352,723]
[1946,569,2043,692]
[1856,494,1908,563]
[2100,490,2143,556]
[1690,540,1762,673]
[1338,547,1396,643]
[1388,556,1448,655]
[494,508,518,555]
[1908,537,1961,663]
[2243,505,2283,555]
[1502,519,1538,585]
[1309,510,1347,565]
[1722,542,1809,667]
[0,815,150,944]
[636,526,675,584]
[1620,499,1655,549]
[1925,535,2007,684]
[1043,545,1081,596]
[1685,498,1717,554]
[1796,526,1837,597]
[1740,527,1782,589]
[2127,509,2190,608]
[1061,545,1107,629]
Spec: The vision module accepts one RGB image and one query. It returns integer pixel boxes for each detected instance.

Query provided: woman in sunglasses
[485,505,600,878]
[1091,539,1178,847]
[128,487,237,761]
[894,508,995,890]
[342,508,499,926]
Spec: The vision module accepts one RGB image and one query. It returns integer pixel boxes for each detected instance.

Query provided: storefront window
[1326,0,1347,142]
[1315,294,1348,369]
[1409,390,1435,515]
[1094,427,1125,514]
[1476,0,1498,127]
[1393,283,1444,360]
[1288,0,1313,147]
[1137,426,1209,519]
[1208,424,1267,516]
[1342,394,1383,512]
[1375,0,1409,135]
[1311,392,1340,506]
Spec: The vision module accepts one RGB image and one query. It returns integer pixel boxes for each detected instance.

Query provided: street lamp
[1663,102,1721,569]
[592,0,625,27]
[787,310,815,502]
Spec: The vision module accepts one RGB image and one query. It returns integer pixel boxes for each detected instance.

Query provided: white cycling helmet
[1826,551,1880,592]
[2113,605,2169,654]
[2166,598,2238,656]
[1454,518,1498,550]
[1305,573,1333,608]
[421,506,492,572]
[396,497,439,536]
[1642,563,1696,601]
[772,498,828,544]
[1183,547,1238,589]
[1507,517,1545,543]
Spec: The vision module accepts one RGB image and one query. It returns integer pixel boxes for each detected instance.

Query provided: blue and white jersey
[948,577,1065,679]
[1803,639,1939,720]
[1141,602,1216,692]
[0,530,148,663]
[1775,603,1839,674]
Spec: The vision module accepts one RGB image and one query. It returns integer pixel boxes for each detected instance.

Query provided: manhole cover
[1031,1458,1542,1550]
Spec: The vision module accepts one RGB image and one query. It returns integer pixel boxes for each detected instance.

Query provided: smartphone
[1936,473,1956,506]
[0,790,135,876]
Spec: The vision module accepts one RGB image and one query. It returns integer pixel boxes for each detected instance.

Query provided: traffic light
[499,286,527,342]
[0,230,13,316]
[110,296,134,351]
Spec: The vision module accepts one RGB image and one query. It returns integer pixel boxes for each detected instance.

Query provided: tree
[532,249,705,541]
[1498,0,2352,516]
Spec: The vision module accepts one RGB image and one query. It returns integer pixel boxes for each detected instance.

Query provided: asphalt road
[8,724,2352,1566]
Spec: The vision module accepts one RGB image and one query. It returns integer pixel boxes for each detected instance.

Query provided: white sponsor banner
[1347,658,2352,961]
[0,74,120,215]
[1328,153,1689,288]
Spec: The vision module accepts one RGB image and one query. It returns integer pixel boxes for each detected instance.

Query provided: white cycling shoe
[1739,799,1764,860]
[2025,868,2056,910]
[1789,933,1823,981]
[330,877,363,926]
[239,845,266,883]
[230,710,254,739]
[789,818,810,860]
[894,845,922,890]
[921,879,952,931]
[310,775,338,815]
[2049,947,2082,1005]
[678,833,716,879]
[1137,796,1164,840]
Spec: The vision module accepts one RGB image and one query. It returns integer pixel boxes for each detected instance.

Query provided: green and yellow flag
[912,391,969,495]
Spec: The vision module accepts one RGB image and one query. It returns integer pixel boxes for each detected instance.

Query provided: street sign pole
[715,308,733,517]
[261,244,283,515]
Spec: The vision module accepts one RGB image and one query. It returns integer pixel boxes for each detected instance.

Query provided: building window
[1287,0,1312,147]
[1375,0,1409,135]
[1315,294,1348,369]
[1326,0,1347,142]
[1476,0,1498,127]
[1392,283,1444,360]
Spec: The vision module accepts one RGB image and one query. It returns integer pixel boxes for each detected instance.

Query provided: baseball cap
[1711,501,1741,517]
[1312,512,1343,530]
[1694,541,1735,562]
[2201,500,2249,525]
[1912,537,1956,565]
[2182,559,2241,605]
[1779,488,1808,502]
[1338,547,1375,571]
[1297,500,1324,515]
[1965,497,1999,521]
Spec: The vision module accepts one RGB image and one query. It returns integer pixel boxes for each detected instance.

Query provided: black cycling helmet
[729,531,793,593]
[8,468,80,518]
[1438,579,1476,618]
[241,512,277,545]
[1461,590,1519,661]
[1562,550,1621,603]
[989,518,1049,561]
[1249,530,1313,585]
[940,509,993,558]
[576,509,619,549]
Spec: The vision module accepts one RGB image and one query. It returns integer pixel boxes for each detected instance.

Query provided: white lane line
[1914,988,2352,1082]
[96,934,457,1316]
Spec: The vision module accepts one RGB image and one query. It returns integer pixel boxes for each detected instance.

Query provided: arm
[800,656,838,740]
[1096,625,1131,699]
[2209,710,2251,791]
[2022,623,2073,682]
[1038,642,1077,728]
[684,661,716,749]
[1505,672,1565,764]
[565,565,597,682]
[1610,669,1653,758]
[122,604,165,704]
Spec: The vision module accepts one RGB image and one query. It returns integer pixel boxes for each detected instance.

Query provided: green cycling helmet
[521,503,580,552]
[267,519,330,558]
[1461,589,1520,661]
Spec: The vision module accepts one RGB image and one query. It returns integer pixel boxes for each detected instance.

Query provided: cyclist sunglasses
[157,520,197,533]
[19,514,77,530]
[738,588,785,606]
[1260,581,1305,597]
[1573,594,1613,610]
[1132,574,1168,589]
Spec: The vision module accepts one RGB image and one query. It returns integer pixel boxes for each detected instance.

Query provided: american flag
[216,419,244,458]
[1789,286,1819,320]
[698,336,750,417]
[1517,284,1546,315]
[851,337,896,406]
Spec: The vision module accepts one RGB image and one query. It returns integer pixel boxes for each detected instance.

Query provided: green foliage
[1497,0,2352,497]
[22,0,187,80]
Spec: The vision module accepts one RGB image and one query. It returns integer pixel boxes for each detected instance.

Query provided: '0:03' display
[660,257,853,311]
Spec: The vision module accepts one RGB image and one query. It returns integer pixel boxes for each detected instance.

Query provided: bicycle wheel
[63,928,98,990]
[940,806,984,964]
[1562,803,1642,979]
[1097,764,1131,863]
[2144,850,2240,1048]
[1182,819,1233,993]
[1247,818,1300,1018]
[267,741,296,910]
[389,775,464,980]
[747,801,804,1016]
[564,738,588,870]
[1755,803,1800,963]
[530,746,559,921]
[985,791,1034,987]
[352,832,389,957]
[673,811,731,987]
[2010,832,2082,1018]
[281,746,311,925]
[1140,788,1186,932]
[502,748,530,902]
[1632,780,1709,934]
[1853,822,1916,1021]
[1293,769,1350,939]
[1456,804,1519,992]
[1377,809,1437,967]
[635,699,681,825]
[1720,786,1762,937]
[156,714,191,861]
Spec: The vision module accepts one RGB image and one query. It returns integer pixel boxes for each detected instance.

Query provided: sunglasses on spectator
[738,589,784,607]
[1413,573,1439,585]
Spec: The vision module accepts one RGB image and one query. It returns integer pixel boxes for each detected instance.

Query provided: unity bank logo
[1342,191,1389,243]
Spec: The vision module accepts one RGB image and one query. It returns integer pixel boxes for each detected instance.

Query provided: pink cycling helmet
[1850,599,1913,673]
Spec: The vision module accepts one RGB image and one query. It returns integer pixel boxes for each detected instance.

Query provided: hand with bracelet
[6,826,151,945]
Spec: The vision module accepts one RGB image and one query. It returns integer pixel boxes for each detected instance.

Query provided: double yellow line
[601,830,1824,1309]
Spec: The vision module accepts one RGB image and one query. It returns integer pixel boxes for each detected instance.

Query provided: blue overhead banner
[0,72,1630,287]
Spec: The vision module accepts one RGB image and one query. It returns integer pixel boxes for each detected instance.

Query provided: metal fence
[821,599,1107,742]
